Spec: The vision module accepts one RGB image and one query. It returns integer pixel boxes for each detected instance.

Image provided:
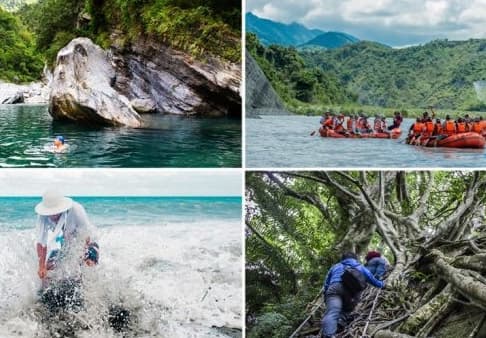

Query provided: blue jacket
[323,258,384,292]
[365,257,387,279]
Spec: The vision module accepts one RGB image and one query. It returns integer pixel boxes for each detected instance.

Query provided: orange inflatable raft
[319,128,402,139]
[407,132,485,149]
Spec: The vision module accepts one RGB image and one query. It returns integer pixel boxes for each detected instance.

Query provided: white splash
[0,220,242,337]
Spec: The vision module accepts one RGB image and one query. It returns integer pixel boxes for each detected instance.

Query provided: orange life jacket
[425,121,434,133]
[324,117,333,127]
[481,120,486,129]
[472,122,483,133]
[413,122,424,133]
[443,120,455,135]
[457,122,466,133]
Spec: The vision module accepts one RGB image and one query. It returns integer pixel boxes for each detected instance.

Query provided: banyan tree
[246,171,486,338]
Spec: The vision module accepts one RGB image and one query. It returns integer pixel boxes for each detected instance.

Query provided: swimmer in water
[53,136,67,152]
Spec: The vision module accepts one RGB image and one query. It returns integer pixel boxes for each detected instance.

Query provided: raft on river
[406,132,485,149]
[319,127,402,139]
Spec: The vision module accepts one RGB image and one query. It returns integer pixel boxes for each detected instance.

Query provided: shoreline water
[0,197,242,337]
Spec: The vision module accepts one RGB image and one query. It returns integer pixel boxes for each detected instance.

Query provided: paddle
[310,130,316,136]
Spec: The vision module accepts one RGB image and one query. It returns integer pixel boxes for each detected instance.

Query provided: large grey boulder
[245,50,288,117]
[49,38,142,127]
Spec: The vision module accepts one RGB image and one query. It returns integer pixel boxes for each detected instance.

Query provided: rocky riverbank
[0,81,49,105]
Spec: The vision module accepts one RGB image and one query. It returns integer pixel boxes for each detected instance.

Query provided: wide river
[246,115,486,168]
[0,105,241,167]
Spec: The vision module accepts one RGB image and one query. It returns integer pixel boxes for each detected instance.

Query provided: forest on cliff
[0,0,241,82]
[246,171,486,337]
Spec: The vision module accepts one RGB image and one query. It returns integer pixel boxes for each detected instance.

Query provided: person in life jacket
[456,118,467,133]
[358,116,372,133]
[323,113,334,130]
[364,251,389,280]
[335,114,345,133]
[388,111,403,130]
[464,114,473,131]
[321,252,385,338]
[433,118,443,136]
[422,118,435,138]
[442,115,456,136]
[346,115,357,134]
[471,117,483,134]
[480,116,486,132]
[373,115,383,133]
[320,112,329,125]
[409,117,423,136]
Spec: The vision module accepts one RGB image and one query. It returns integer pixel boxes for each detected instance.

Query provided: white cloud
[247,0,486,45]
[0,169,242,197]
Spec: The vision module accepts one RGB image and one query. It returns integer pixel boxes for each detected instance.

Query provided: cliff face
[48,36,241,127]
[113,35,241,117]
[245,50,288,118]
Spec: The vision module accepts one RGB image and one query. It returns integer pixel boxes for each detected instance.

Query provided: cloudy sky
[0,169,242,197]
[247,0,486,46]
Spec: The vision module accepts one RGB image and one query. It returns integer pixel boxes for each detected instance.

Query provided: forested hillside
[0,7,43,82]
[302,39,486,110]
[1,0,240,82]
[247,33,357,111]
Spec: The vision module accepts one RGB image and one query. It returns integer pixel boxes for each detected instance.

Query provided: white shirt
[36,201,93,258]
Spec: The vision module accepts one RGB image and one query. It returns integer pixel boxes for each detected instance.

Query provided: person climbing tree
[321,252,385,338]
[364,251,388,279]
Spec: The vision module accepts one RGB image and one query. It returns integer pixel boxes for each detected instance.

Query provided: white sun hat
[35,190,73,216]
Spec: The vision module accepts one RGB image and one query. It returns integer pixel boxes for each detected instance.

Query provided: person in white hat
[35,190,97,282]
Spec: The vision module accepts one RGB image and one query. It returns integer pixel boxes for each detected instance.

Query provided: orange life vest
[425,121,434,133]
[324,117,333,127]
[472,122,483,133]
[413,122,424,133]
[443,120,455,135]
[457,122,466,133]
[480,120,486,130]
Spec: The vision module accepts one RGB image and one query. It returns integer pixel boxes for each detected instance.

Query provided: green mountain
[0,0,37,11]
[246,33,357,111]
[301,39,486,110]
[246,12,323,46]
[299,31,359,49]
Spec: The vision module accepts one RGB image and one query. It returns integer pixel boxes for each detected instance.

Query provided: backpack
[341,266,367,294]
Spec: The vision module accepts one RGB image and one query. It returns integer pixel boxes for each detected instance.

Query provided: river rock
[0,81,49,104]
[131,98,156,114]
[49,38,142,127]
[2,91,24,104]
[245,50,288,118]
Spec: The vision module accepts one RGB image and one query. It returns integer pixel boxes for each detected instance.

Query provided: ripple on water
[0,104,241,167]
[246,115,486,168]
